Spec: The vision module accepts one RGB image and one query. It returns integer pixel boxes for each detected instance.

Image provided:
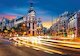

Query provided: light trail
[40,39,80,45]
[21,42,64,55]
[11,36,80,55]
[41,41,80,52]
[41,40,80,48]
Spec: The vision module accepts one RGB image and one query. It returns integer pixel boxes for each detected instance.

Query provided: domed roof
[28,9,35,13]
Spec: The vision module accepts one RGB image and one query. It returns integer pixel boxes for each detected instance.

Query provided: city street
[0,0,80,56]
[0,39,61,56]
[0,37,80,56]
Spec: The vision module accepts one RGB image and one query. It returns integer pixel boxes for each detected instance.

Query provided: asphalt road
[0,39,62,56]
[0,38,80,56]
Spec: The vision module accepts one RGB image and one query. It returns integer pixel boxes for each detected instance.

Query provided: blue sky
[0,0,80,22]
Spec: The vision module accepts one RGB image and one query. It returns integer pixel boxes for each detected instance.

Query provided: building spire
[28,0,35,13]
[29,0,34,10]
[30,2,33,7]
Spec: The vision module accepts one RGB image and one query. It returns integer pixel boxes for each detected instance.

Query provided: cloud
[0,14,17,20]
[0,8,25,20]
[4,13,23,17]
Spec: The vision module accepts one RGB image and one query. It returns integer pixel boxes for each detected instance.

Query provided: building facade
[37,18,43,35]
[58,12,70,37]
[50,10,80,38]
[1,17,10,31]
[68,11,80,38]
[50,18,60,36]
[26,3,37,36]
[0,2,43,36]
[50,12,70,37]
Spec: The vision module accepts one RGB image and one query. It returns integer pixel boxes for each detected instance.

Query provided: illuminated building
[26,2,37,36]
[37,18,43,35]
[50,12,70,37]
[26,2,43,36]
[68,10,80,38]
[0,2,43,36]
[58,12,70,37]
[1,17,10,31]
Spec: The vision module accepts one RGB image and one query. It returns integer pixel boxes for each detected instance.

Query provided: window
[64,21,65,23]
[33,31,34,36]
[29,31,30,34]
[29,23,30,28]
[33,23,34,29]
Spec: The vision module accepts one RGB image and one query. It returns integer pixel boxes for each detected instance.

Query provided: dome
[28,9,35,13]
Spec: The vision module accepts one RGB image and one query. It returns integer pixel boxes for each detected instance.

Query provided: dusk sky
[0,0,80,28]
